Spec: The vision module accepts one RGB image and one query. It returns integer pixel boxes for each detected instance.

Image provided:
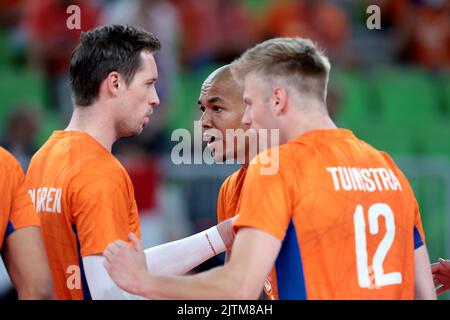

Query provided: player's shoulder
[251,139,306,175]
[218,167,246,221]
[279,138,308,160]
[0,148,25,195]
[219,167,243,198]
[0,147,23,175]
[37,130,121,170]
[222,167,244,188]
[74,155,129,188]
[354,136,404,172]
[378,150,399,168]
[0,146,16,164]
[378,150,411,184]
[276,129,337,163]
[253,138,302,161]
[350,134,415,189]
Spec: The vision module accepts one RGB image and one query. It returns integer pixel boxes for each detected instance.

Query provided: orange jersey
[217,167,247,223]
[217,166,279,300]
[234,129,425,300]
[25,131,141,300]
[0,147,40,249]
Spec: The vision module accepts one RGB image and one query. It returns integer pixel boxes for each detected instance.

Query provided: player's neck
[283,110,337,143]
[65,105,116,152]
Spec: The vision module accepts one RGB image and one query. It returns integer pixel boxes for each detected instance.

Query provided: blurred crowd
[0,0,449,245]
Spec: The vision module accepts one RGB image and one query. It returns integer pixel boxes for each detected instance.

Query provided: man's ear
[105,71,122,97]
[272,87,288,116]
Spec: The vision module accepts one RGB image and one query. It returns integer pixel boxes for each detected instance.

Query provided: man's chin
[210,150,223,163]
[120,127,143,138]
[214,152,237,164]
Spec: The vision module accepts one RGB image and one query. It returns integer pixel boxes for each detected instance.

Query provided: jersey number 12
[353,203,402,288]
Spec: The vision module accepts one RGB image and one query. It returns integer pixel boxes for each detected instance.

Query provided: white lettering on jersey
[28,187,62,213]
[326,167,402,192]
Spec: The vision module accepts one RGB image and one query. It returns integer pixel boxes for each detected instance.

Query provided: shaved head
[203,65,230,85]
[201,65,243,104]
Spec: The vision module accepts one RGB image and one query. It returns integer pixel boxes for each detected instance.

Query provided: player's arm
[1,227,54,299]
[143,216,234,275]
[84,217,235,299]
[104,227,281,299]
[83,255,146,300]
[414,244,437,300]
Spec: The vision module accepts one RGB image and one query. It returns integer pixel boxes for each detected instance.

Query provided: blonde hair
[231,37,331,103]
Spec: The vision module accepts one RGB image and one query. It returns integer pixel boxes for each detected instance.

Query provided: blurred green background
[0,0,448,299]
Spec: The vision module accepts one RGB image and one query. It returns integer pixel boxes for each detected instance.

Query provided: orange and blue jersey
[234,129,425,300]
[25,131,141,300]
[0,147,40,249]
[217,166,279,300]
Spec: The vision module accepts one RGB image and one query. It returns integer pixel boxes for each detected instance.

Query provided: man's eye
[212,106,222,112]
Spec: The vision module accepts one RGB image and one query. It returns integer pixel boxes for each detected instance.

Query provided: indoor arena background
[0,0,448,299]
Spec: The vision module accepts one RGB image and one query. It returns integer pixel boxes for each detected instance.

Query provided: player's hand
[431,258,450,295]
[103,233,148,295]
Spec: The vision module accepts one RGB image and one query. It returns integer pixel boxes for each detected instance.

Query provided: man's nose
[241,105,252,126]
[200,110,213,129]
[150,91,160,107]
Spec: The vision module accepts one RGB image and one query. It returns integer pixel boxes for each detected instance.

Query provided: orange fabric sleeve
[233,159,292,241]
[8,154,40,232]
[217,176,232,223]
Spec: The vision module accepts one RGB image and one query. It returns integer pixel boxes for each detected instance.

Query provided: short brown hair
[230,37,330,103]
[70,25,161,106]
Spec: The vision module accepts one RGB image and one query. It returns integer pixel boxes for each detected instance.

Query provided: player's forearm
[2,227,55,300]
[414,245,437,300]
[84,255,147,300]
[17,283,54,300]
[144,225,229,276]
[7,261,54,300]
[136,265,246,300]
